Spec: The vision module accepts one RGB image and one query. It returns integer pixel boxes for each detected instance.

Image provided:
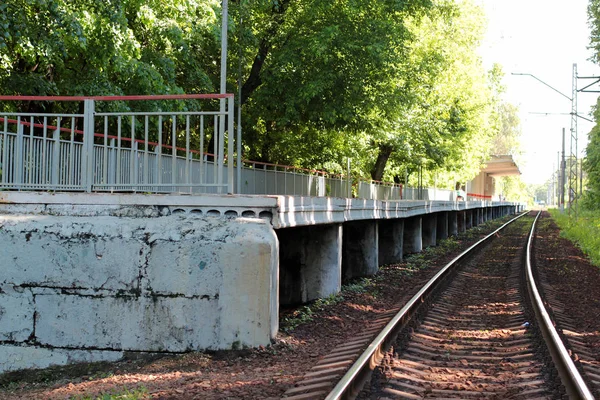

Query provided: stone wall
[0,203,278,373]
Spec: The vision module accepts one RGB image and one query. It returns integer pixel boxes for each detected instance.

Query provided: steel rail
[525,211,594,399]
[324,211,529,400]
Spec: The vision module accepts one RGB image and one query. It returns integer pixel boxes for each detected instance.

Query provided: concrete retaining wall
[0,203,278,373]
[0,193,524,374]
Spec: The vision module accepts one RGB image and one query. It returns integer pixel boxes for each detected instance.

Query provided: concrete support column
[278,224,342,306]
[478,208,484,225]
[403,216,422,255]
[487,207,492,221]
[436,212,448,242]
[466,210,473,229]
[343,220,378,281]
[422,214,437,248]
[378,219,404,266]
[448,212,458,236]
[457,211,466,233]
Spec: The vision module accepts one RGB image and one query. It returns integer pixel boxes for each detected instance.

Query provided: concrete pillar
[457,211,466,233]
[448,212,458,236]
[487,207,492,221]
[378,219,404,266]
[422,214,437,248]
[343,220,378,281]
[403,216,422,255]
[478,208,484,225]
[466,210,473,229]
[436,212,448,242]
[278,224,342,306]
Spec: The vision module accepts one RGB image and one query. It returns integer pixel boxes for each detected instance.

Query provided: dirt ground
[1,211,598,400]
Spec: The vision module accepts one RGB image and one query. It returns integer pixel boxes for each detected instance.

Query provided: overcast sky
[477,0,598,184]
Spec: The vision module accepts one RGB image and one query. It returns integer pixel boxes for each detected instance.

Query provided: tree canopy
[585,0,600,205]
[0,0,513,187]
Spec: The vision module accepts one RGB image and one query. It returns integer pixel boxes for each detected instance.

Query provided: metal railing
[0,95,494,201]
[0,94,237,194]
[237,160,403,200]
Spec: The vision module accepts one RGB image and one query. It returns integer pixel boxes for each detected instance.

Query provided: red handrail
[0,94,233,101]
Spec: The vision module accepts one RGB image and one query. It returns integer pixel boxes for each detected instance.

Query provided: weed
[343,278,374,294]
[280,292,343,332]
[549,207,600,267]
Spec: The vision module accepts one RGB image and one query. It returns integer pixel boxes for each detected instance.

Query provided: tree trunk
[240,0,291,105]
[259,120,275,163]
[371,144,394,181]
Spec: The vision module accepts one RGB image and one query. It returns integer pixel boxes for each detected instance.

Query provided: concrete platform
[0,192,522,373]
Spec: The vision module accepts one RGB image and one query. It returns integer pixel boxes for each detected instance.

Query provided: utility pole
[568,63,578,211]
[511,69,589,212]
[561,128,566,212]
[220,0,229,193]
[576,69,600,198]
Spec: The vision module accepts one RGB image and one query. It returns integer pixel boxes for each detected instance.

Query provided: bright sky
[478,0,598,184]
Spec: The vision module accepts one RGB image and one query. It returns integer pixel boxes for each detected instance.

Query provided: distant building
[467,155,521,201]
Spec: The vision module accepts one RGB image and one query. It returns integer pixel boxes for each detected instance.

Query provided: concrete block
[466,210,473,229]
[35,294,220,351]
[279,224,342,306]
[448,212,458,236]
[457,211,466,233]
[343,220,378,281]
[422,214,437,248]
[378,219,404,265]
[0,344,123,374]
[436,212,448,242]
[143,217,279,347]
[0,287,34,341]
[0,217,142,291]
[217,220,279,346]
[403,216,422,255]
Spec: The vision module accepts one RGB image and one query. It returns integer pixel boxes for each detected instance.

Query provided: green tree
[0,0,220,106]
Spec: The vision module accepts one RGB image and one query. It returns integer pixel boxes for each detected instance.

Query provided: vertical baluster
[185,115,190,192]
[172,115,177,192]
[116,116,122,188]
[130,115,136,190]
[15,117,23,188]
[157,115,162,191]
[144,115,149,188]
[213,115,218,189]
[102,116,108,187]
[199,116,204,188]
[52,117,61,188]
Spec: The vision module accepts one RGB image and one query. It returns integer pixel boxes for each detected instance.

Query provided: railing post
[217,99,225,194]
[15,121,23,188]
[82,99,95,192]
[346,158,351,198]
[52,128,60,188]
[227,96,234,194]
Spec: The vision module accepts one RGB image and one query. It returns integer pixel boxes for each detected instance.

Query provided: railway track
[282,212,596,399]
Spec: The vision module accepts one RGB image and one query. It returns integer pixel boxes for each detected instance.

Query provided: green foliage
[342,277,375,294]
[0,0,514,184]
[583,98,600,204]
[0,0,219,101]
[280,292,343,332]
[549,207,600,267]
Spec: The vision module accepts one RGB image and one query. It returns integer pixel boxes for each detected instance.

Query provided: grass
[549,206,600,267]
[280,292,344,332]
